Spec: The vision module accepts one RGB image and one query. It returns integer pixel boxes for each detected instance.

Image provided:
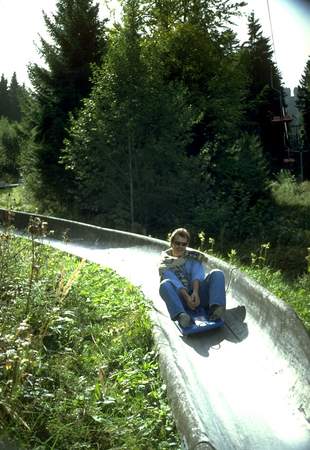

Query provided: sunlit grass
[0,185,36,212]
[197,229,310,332]
[242,264,310,332]
[0,227,180,449]
[271,170,310,207]
[227,244,310,332]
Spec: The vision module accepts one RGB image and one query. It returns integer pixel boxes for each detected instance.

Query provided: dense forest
[1,0,310,274]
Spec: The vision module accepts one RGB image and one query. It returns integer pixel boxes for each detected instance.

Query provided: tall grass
[199,234,310,333]
[0,185,40,215]
[237,245,309,332]
[0,222,180,449]
[271,170,310,207]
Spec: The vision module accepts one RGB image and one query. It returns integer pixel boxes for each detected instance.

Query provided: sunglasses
[173,240,188,247]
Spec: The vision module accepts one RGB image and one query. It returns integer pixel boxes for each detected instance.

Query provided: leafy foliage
[193,134,270,245]
[140,0,246,33]
[62,0,196,232]
[144,2,246,152]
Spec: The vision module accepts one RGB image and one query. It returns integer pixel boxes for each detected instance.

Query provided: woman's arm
[188,261,205,309]
[163,269,194,308]
[162,269,184,290]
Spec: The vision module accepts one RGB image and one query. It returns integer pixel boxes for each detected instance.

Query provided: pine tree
[8,72,22,122]
[239,12,284,168]
[23,0,107,210]
[0,75,10,119]
[297,57,310,147]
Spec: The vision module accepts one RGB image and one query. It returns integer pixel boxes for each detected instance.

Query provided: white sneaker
[177,312,192,328]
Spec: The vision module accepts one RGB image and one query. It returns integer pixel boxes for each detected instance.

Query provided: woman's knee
[209,269,225,282]
[159,279,174,295]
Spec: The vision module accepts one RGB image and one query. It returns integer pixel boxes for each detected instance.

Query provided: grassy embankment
[0,219,180,449]
[247,174,310,331]
[198,174,310,332]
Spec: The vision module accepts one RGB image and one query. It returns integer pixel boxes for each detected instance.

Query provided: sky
[0,0,309,92]
[234,0,310,92]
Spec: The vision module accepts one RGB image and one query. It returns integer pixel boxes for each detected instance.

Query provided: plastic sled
[175,306,224,336]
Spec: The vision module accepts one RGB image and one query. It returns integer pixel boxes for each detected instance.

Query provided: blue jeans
[159,269,226,320]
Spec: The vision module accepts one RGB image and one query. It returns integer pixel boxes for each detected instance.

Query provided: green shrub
[193,134,271,244]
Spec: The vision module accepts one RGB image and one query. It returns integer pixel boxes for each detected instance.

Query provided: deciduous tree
[141,0,246,153]
[62,0,196,232]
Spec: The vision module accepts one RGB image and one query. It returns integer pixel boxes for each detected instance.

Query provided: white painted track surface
[1,211,309,450]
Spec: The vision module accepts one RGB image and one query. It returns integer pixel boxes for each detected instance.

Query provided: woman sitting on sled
[159,228,226,328]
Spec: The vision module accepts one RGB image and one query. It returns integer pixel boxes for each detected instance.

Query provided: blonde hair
[169,228,190,245]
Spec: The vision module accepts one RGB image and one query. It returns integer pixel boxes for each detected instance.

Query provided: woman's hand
[187,291,200,310]
[179,288,200,310]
